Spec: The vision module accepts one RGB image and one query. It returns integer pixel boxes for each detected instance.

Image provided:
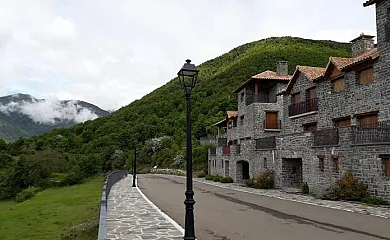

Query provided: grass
[0,176,104,240]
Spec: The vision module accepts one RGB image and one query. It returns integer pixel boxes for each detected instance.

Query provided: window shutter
[385,159,390,177]
[333,78,345,92]
[265,112,278,129]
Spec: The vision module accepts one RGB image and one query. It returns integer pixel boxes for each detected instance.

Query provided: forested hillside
[0,37,351,199]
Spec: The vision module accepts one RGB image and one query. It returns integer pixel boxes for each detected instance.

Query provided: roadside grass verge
[0,176,104,240]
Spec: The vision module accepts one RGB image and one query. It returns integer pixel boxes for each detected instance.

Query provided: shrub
[197,172,206,178]
[212,175,222,182]
[255,169,275,189]
[62,167,84,186]
[361,196,390,205]
[15,186,39,203]
[301,182,309,195]
[220,177,233,183]
[205,174,213,180]
[322,171,368,201]
[245,177,256,188]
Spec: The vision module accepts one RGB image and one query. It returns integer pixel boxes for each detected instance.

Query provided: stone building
[206,0,390,200]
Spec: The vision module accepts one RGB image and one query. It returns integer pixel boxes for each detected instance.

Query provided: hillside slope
[8,37,351,170]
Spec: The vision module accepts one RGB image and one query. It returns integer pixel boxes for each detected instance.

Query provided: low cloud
[0,99,98,125]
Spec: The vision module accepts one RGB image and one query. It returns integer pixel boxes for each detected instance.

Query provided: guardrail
[98,170,128,240]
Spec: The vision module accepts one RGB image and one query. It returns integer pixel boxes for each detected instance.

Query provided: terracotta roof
[284,66,325,94]
[227,111,238,119]
[296,66,325,81]
[363,0,377,7]
[251,71,292,81]
[340,48,379,70]
[233,71,291,93]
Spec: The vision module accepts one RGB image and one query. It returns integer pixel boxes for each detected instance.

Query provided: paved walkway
[190,176,390,219]
[107,176,183,240]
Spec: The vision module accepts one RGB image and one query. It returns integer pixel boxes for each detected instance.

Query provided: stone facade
[205,1,390,200]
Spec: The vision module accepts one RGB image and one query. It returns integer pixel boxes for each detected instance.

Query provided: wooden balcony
[288,98,318,116]
[255,136,276,149]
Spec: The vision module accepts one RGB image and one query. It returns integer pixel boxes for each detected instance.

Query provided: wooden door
[307,87,316,99]
[266,112,278,129]
[358,114,378,127]
[291,93,300,104]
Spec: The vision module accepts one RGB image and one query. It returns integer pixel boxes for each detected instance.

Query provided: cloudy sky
[0,0,376,111]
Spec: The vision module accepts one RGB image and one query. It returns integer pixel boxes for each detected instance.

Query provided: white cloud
[0,98,98,124]
[0,0,377,110]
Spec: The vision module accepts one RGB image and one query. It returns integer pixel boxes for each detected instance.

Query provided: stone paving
[107,176,184,240]
[188,176,390,219]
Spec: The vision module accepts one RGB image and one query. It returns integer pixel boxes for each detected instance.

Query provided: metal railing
[263,120,281,129]
[288,98,318,116]
[352,121,390,144]
[98,170,128,240]
[313,128,339,146]
[245,94,276,106]
[255,136,276,149]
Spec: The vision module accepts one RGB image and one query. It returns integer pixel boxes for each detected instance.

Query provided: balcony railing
[288,98,318,116]
[263,120,281,130]
[313,128,339,146]
[223,145,231,155]
[255,136,276,149]
[352,121,390,144]
[246,94,276,106]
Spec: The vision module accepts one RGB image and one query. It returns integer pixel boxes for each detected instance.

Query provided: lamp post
[132,145,137,187]
[177,59,199,240]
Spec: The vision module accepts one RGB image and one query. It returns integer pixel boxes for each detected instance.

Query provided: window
[291,93,300,104]
[233,118,237,127]
[334,118,351,128]
[319,158,324,172]
[240,115,245,125]
[264,158,267,169]
[240,92,245,102]
[221,160,224,168]
[358,67,373,85]
[307,87,316,100]
[384,158,390,177]
[332,78,345,92]
[265,112,278,129]
[333,158,339,173]
[303,122,317,132]
[358,113,378,127]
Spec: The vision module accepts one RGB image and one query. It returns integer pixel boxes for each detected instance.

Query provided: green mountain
[0,93,110,142]
[5,37,351,183]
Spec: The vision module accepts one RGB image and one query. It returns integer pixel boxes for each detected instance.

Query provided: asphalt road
[138,174,390,240]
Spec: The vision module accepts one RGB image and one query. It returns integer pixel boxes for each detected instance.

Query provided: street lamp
[132,144,137,187]
[177,59,199,240]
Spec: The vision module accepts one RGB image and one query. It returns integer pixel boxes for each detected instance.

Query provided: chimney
[276,61,288,76]
[350,33,375,57]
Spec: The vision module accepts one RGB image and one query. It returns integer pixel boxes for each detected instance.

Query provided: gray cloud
[0,98,98,124]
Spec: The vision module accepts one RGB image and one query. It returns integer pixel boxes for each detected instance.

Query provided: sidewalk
[191,177,390,219]
[107,176,183,240]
